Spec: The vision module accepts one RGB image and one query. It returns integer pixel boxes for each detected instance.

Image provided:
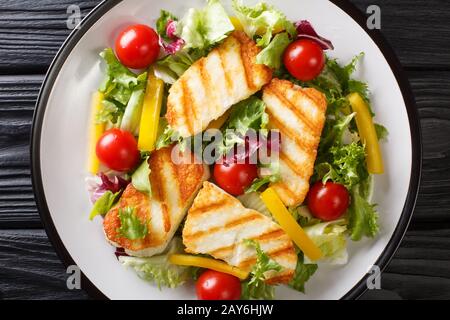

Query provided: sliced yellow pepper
[207,109,232,130]
[88,92,105,174]
[347,92,384,174]
[138,73,164,152]
[169,254,249,280]
[261,188,323,261]
[230,16,244,31]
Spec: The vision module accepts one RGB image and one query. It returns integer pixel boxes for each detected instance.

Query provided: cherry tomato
[283,39,325,81]
[307,182,350,221]
[115,24,160,69]
[196,270,241,300]
[96,128,140,172]
[214,161,258,196]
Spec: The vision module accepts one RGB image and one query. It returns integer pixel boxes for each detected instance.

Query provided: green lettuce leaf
[241,239,282,300]
[375,123,389,141]
[348,188,379,241]
[120,85,146,135]
[304,220,348,265]
[232,0,296,47]
[155,50,196,83]
[98,48,147,126]
[89,190,120,220]
[241,280,275,300]
[119,238,194,289]
[288,252,318,293]
[117,207,148,240]
[131,158,151,195]
[175,0,234,50]
[256,32,292,69]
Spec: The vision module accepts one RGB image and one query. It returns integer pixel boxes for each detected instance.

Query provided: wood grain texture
[351,0,450,69]
[0,0,98,74]
[0,229,88,300]
[0,0,449,300]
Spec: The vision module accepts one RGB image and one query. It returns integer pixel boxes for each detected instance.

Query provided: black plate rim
[31,0,422,300]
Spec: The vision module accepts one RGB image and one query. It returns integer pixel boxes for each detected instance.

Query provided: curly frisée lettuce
[98,48,147,127]
[119,238,196,289]
[315,142,368,190]
[217,96,269,157]
[241,239,282,300]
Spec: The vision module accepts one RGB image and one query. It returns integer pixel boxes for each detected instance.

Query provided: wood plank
[351,0,450,69]
[0,0,449,72]
[0,229,88,299]
[0,0,98,74]
[1,228,449,299]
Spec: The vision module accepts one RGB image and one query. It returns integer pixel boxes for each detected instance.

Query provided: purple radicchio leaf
[223,131,282,165]
[162,38,185,55]
[296,20,334,50]
[88,173,129,203]
[166,20,178,39]
[160,20,185,55]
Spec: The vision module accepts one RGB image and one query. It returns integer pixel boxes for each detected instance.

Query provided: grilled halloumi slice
[166,31,273,138]
[103,146,209,257]
[263,79,327,207]
[183,182,297,284]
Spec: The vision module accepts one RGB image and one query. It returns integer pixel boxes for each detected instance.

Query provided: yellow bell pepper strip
[347,92,384,174]
[138,73,164,152]
[230,16,244,31]
[88,91,106,174]
[169,254,249,280]
[206,109,232,130]
[261,188,323,261]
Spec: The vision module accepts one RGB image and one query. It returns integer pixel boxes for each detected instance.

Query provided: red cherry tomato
[283,39,325,81]
[96,128,140,172]
[307,182,350,221]
[115,24,160,69]
[214,161,258,196]
[196,270,241,300]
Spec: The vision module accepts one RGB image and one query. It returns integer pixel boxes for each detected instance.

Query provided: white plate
[31,0,421,300]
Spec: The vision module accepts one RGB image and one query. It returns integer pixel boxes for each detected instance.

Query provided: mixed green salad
[86,0,388,300]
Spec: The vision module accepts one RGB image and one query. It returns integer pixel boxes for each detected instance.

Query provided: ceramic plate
[31,0,421,300]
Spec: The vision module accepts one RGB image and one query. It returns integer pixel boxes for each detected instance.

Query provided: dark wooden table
[0,0,449,300]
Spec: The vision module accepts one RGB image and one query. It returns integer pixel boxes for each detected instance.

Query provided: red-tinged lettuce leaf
[295,20,334,50]
[88,173,129,203]
[161,37,186,55]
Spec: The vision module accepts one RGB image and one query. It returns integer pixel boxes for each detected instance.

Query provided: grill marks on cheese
[263,79,327,207]
[103,146,209,257]
[166,31,273,138]
[183,182,297,284]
